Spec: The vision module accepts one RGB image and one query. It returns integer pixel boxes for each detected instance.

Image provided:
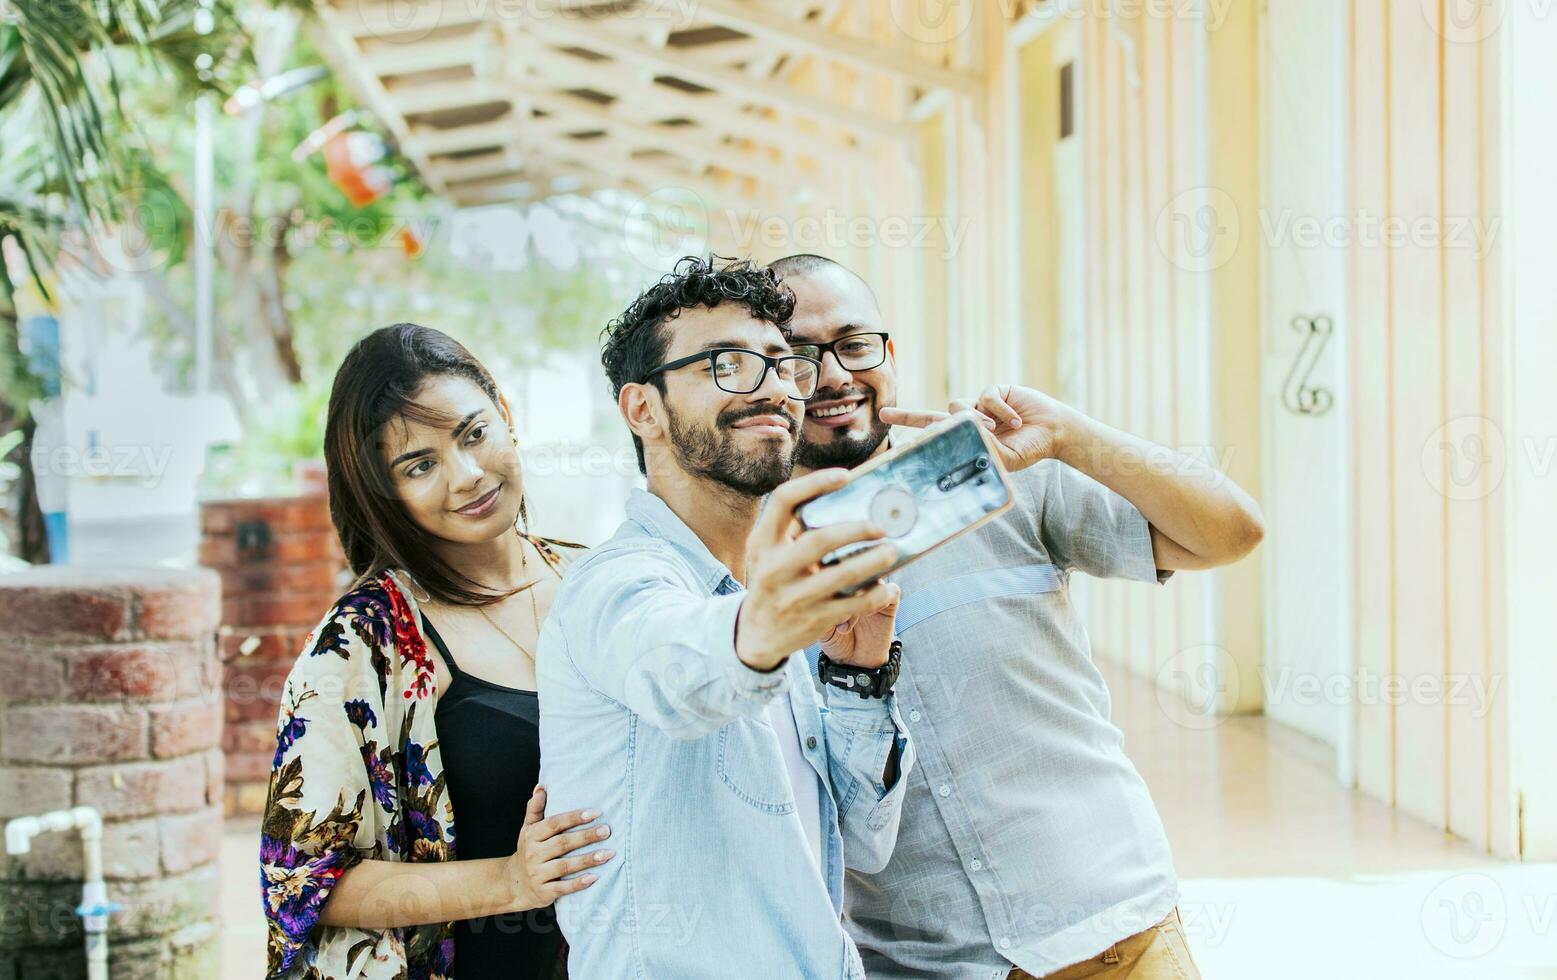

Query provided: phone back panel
[796,415,1014,589]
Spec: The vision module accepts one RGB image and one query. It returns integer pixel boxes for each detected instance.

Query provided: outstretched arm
[883,385,1264,570]
[1055,408,1264,570]
[556,470,904,740]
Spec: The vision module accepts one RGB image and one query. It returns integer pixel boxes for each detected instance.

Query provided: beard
[797,385,892,470]
[666,400,799,497]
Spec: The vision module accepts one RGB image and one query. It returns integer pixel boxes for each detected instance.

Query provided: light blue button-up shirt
[537,488,914,980]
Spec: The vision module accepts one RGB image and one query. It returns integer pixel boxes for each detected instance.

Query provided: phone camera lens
[974,455,990,471]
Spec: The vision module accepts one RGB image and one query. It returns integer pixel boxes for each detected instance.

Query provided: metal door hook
[1282,315,1335,416]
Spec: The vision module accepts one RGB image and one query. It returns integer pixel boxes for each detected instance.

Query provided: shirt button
[937,784,951,798]
[908,709,921,722]
[970,858,983,871]
[806,736,817,750]
[999,938,1012,950]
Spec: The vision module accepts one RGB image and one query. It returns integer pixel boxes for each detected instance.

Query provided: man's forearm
[1057,412,1264,569]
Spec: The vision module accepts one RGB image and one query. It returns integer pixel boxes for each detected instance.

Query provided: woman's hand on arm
[506,785,615,910]
[317,787,612,930]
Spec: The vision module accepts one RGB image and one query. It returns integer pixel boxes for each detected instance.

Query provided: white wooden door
[1259,0,1352,779]
[1052,21,1085,410]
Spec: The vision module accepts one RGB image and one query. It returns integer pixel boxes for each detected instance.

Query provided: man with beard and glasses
[535,256,916,979]
[769,253,1265,980]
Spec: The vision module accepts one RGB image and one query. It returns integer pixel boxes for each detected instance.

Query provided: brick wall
[198,495,347,816]
[0,566,223,979]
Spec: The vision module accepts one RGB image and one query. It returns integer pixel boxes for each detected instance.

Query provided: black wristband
[817,639,902,699]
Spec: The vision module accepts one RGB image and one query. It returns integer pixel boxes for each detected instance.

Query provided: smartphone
[795,412,1014,594]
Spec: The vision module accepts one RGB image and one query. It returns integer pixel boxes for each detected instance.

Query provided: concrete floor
[1105,662,1555,979]
[219,662,1554,978]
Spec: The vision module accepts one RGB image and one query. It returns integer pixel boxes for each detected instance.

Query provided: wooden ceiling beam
[507,81,809,191]
[406,118,518,155]
[436,149,527,184]
[362,34,490,76]
[388,80,507,115]
[343,0,483,39]
[507,37,871,166]
[691,0,981,96]
[521,15,910,143]
[517,136,762,215]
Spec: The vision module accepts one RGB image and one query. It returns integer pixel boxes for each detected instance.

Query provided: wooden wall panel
[1442,0,1492,851]
[1085,15,1107,430]
[1142,10,1179,683]
[1169,11,1215,685]
[1105,31,1132,667]
[1478,3,1513,861]
[1349,0,1396,806]
[1093,17,1124,660]
[1345,0,1512,851]
[1017,33,1059,396]
[1122,36,1152,679]
[914,111,953,410]
[1205,0,1266,714]
[1500,0,1557,859]
[1065,11,1222,688]
[1386,0,1449,829]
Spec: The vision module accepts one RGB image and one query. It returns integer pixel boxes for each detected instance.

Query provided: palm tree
[0,0,243,561]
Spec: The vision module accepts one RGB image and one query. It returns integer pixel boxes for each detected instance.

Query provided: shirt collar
[624,488,741,596]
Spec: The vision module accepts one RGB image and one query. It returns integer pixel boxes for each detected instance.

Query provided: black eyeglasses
[642,348,823,400]
[788,332,890,372]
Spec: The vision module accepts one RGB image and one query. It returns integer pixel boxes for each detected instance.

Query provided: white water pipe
[5,806,113,980]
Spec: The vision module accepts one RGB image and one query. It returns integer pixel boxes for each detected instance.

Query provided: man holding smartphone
[769,253,1265,980]
[536,256,915,979]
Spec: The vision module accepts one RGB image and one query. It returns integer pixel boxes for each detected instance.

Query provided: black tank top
[423,614,565,979]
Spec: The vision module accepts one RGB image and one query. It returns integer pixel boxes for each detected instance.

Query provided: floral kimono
[261,539,576,980]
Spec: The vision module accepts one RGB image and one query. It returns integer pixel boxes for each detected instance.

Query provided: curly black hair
[601,255,796,474]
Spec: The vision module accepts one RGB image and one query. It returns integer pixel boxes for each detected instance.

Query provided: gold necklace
[477,536,548,665]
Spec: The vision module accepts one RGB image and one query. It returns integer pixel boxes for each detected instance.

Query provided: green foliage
[0,0,246,220]
[279,221,643,391]
[2,0,647,502]
[0,97,64,306]
[0,428,23,480]
[0,271,44,414]
[192,213,646,496]
[0,0,242,435]
[0,426,25,566]
[202,374,330,494]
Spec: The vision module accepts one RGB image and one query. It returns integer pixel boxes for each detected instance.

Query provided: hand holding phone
[734,469,903,673]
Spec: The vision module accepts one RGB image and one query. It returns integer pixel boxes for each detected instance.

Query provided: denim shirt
[536,488,914,980]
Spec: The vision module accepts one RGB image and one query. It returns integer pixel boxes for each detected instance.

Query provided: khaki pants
[1010,910,1201,980]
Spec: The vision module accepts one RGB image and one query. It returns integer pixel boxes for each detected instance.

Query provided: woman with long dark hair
[260,324,609,980]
